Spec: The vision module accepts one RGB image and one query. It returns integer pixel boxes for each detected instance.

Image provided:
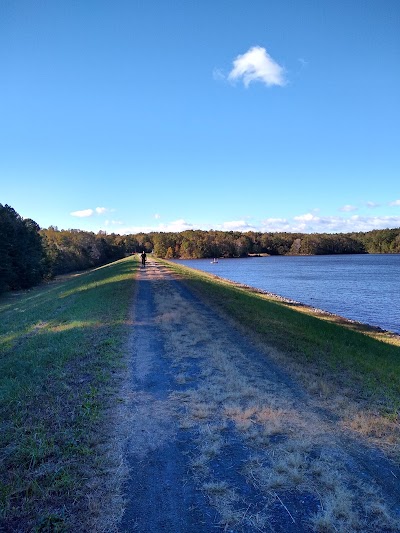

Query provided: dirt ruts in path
[118,260,400,532]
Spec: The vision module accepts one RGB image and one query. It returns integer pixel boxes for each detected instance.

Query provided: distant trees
[296,234,365,255]
[153,233,177,258]
[91,228,400,260]
[1,202,399,295]
[351,228,400,254]
[40,227,125,277]
[148,228,400,259]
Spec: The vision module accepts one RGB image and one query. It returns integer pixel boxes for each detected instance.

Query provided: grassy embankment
[159,259,400,416]
[0,256,136,532]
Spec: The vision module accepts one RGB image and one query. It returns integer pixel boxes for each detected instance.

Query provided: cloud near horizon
[119,219,196,235]
[114,213,400,236]
[262,213,400,234]
[104,219,123,226]
[227,46,286,88]
[339,205,358,212]
[218,220,257,231]
[71,206,110,217]
[70,208,94,218]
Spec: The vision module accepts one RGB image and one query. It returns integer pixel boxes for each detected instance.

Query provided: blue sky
[1,0,399,234]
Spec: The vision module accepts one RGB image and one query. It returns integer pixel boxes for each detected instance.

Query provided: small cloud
[227,46,286,88]
[366,201,380,208]
[298,57,308,68]
[159,219,194,232]
[218,220,256,231]
[71,207,112,217]
[339,205,358,213]
[70,209,94,218]
[104,219,123,226]
[263,217,288,224]
[389,199,400,206]
[154,213,161,220]
[294,213,317,221]
[212,68,225,81]
[222,220,245,229]
[260,218,291,232]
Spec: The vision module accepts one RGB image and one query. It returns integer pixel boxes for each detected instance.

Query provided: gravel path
[118,260,400,532]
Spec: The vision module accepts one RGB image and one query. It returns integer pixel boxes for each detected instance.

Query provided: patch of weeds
[50,468,76,493]
[35,513,67,532]
[81,386,101,423]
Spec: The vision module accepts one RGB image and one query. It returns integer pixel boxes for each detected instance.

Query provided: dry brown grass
[342,409,400,449]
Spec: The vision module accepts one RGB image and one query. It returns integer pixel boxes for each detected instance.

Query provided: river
[172,254,400,335]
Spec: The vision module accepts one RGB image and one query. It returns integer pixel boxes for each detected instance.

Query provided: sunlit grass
[59,272,131,298]
[0,256,137,531]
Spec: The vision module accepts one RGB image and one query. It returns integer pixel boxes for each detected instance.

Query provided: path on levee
[118,260,400,532]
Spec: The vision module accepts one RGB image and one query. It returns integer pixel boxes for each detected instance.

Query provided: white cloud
[158,219,195,232]
[260,218,291,232]
[114,213,400,237]
[389,199,400,206]
[71,207,112,218]
[227,46,286,88]
[339,205,358,212]
[104,219,123,226]
[293,214,400,233]
[257,212,400,234]
[154,213,161,220]
[217,220,257,231]
[70,209,94,218]
[118,225,153,234]
[294,213,316,221]
[119,219,196,235]
[366,201,380,208]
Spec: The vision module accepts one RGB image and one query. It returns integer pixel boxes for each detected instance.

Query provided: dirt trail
[118,260,400,532]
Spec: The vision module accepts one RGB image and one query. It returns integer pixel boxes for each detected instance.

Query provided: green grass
[0,256,137,531]
[159,259,400,411]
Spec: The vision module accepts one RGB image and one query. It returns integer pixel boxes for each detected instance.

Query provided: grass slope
[160,259,400,416]
[0,256,136,531]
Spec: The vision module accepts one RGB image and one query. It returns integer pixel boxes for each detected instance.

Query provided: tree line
[1,203,399,293]
[149,228,400,258]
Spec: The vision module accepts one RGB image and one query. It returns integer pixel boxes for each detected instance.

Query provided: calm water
[173,254,400,335]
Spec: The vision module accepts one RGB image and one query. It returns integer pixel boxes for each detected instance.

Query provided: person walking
[141,250,147,267]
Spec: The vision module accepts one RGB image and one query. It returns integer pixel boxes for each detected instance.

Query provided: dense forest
[1,203,399,293]
[148,228,400,258]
